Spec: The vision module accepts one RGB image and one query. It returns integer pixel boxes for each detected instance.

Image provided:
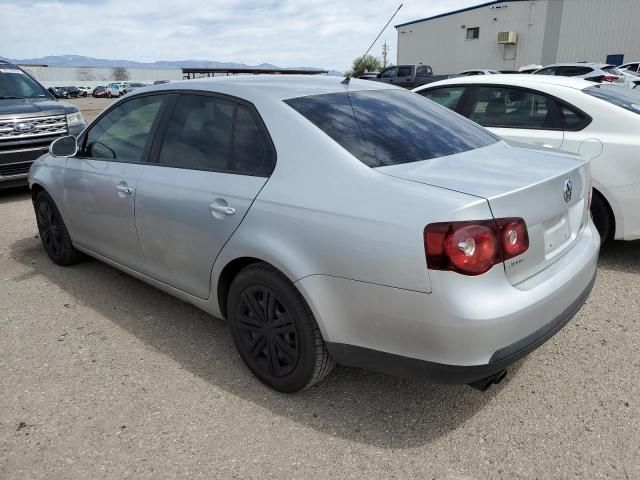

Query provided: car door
[377,66,397,84]
[134,93,275,299]
[463,85,564,149]
[395,65,415,87]
[62,94,166,271]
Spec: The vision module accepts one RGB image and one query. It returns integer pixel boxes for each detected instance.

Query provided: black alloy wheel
[34,191,84,266]
[227,264,334,393]
[236,285,300,378]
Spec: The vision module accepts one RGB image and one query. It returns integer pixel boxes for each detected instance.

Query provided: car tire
[227,263,334,393]
[590,191,614,245]
[34,191,84,266]
[107,92,111,98]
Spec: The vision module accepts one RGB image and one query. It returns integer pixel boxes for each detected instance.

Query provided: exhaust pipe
[468,369,507,391]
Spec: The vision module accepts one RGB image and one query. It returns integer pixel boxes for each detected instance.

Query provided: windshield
[285,89,497,167]
[0,67,50,99]
[584,84,640,115]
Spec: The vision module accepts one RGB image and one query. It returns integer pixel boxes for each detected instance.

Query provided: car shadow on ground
[8,234,520,449]
[0,187,30,205]
[598,240,640,274]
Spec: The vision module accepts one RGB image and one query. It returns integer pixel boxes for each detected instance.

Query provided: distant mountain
[0,54,342,75]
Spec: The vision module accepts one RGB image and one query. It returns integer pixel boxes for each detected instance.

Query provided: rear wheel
[34,191,84,266]
[227,264,334,393]
[590,191,614,245]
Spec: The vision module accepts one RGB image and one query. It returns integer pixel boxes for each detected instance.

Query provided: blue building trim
[395,0,531,29]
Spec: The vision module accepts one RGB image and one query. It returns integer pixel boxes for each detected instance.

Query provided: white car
[533,63,628,86]
[618,62,640,76]
[106,82,128,98]
[414,75,640,243]
[78,86,92,97]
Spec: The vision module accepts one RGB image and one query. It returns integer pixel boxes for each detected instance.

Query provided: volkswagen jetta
[29,76,599,392]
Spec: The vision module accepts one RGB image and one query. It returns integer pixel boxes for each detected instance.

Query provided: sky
[0,0,489,71]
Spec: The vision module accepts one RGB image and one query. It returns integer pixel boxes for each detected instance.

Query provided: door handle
[115,185,134,195]
[209,204,236,216]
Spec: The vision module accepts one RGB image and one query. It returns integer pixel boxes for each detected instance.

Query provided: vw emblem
[13,122,35,133]
[563,178,573,203]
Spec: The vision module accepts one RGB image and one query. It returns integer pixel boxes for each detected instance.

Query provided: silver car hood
[377,141,592,285]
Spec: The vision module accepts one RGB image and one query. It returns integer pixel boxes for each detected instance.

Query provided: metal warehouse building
[395,0,640,73]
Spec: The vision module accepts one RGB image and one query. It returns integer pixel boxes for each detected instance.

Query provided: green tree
[347,54,383,77]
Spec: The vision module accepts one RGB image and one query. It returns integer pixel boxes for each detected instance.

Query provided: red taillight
[602,75,619,83]
[424,218,529,276]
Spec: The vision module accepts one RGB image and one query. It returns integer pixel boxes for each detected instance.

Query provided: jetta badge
[13,122,35,133]
[563,178,573,203]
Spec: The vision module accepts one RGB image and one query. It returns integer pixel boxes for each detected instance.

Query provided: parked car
[415,74,640,242]
[122,82,148,95]
[533,63,626,85]
[49,86,70,98]
[457,69,500,76]
[519,64,543,74]
[106,82,127,98]
[364,64,449,88]
[29,76,598,393]
[618,61,640,76]
[0,60,85,189]
[78,86,92,97]
[65,86,80,98]
[92,86,107,98]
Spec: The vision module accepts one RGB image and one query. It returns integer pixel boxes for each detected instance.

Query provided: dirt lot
[67,97,115,123]
[0,97,639,478]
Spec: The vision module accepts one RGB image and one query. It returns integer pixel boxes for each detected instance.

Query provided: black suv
[0,61,86,189]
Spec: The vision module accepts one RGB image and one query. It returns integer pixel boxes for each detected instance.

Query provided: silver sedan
[29,76,600,393]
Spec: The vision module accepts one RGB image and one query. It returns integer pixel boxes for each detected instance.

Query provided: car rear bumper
[326,269,595,384]
[297,219,599,383]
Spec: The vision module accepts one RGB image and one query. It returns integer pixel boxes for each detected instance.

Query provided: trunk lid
[376,141,591,284]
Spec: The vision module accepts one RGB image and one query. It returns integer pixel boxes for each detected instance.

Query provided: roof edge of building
[394,0,531,29]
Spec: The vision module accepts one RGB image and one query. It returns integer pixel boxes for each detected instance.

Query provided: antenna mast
[343,3,403,83]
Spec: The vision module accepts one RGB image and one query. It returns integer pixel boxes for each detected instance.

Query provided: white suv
[106,82,127,98]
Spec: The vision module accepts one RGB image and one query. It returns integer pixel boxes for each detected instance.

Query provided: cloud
[0,0,488,70]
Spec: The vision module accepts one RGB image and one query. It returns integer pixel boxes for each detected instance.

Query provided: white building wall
[396,0,551,73]
[20,66,183,88]
[555,0,640,64]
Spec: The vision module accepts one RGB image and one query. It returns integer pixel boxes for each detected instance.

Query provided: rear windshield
[584,85,640,115]
[285,89,497,167]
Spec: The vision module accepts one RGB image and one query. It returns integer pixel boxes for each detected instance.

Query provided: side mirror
[49,135,78,157]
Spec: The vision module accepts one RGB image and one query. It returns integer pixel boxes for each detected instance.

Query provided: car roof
[540,62,607,68]
[415,74,595,92]
[141,75,397,102]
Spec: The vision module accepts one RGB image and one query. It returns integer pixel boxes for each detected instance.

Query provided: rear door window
[396,66,414,78]
[285,89,496,167]
[155,94,275,176]
[468,86,561,129]
[556,66,593,76]
[418,86,467,110]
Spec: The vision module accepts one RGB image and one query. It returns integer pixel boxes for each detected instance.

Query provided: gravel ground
[0,185,639,479]
[67,97,115,123]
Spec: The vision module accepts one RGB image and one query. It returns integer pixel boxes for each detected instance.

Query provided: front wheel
[34,191,84,266]
[227,264,334,393]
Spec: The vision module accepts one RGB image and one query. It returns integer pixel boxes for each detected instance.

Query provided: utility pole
[382,41,389,68]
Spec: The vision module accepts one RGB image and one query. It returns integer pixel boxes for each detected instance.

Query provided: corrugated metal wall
[20,66,183,88]
[555,0,640,64]
[396,1,550,73]
[396,0,640,73]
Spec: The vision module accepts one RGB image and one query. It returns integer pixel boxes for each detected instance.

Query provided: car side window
[397,66,413,77]
[536,67,557,76]
[558,104,588,130]
[416,66,428,77]
[232,105,275,176]
[468,86,561,129]
[418,86,466,110]
[157,94,235,172]
[380,67,397,78]
[82,95,163,162]
[558,66,593,76]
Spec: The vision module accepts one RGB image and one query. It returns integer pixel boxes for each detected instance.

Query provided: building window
[466,27,480,40]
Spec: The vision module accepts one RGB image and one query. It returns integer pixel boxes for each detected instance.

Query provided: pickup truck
[364,64,449,89]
